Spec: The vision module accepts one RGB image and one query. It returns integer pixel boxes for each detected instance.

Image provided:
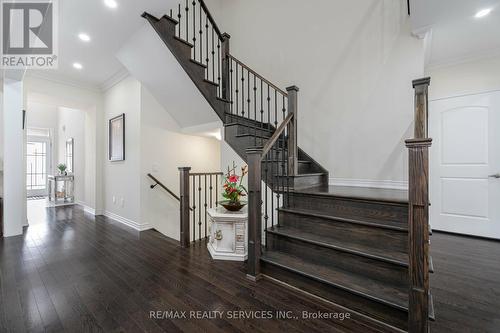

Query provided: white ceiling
[411,0,500,67]
[28,0,184,90]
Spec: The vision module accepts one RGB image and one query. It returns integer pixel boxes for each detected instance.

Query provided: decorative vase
[219,200,247,212]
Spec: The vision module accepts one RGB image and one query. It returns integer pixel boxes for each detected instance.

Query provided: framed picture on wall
[109,113,125,161]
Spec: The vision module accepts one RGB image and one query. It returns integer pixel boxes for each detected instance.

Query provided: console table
[207,208,248,261]
[48,175,75,205]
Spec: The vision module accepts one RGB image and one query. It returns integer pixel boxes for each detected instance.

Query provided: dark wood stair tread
[292,185,408,204]
[189,58,206,68]
[267,226,408,266]
[174,36,194,48]
[279,207,408,231]
[275,173,327,178]
[261,250,408,311]
[235,133,271,139]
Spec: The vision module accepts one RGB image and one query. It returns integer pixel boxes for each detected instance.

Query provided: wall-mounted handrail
[148,173,191,210]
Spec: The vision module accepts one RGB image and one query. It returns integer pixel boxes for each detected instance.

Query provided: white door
[429,91,500,239]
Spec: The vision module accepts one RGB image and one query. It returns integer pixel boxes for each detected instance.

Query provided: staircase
[143,2,433,332]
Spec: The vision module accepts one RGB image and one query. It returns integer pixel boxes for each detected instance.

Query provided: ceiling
[411,0,500,67]
[28,0,185,90]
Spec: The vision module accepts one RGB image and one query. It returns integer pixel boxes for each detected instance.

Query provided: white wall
[140,86,221,239]
[103,76,142,225]
[213,0,424,185]
[426,55,500,100]
[102,77,221,237]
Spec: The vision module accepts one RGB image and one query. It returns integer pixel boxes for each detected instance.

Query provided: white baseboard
[329,178,408,190]
[76,201,104,216]
[103,210,152,231]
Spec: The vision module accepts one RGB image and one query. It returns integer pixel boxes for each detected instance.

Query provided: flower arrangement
[220,162,248,211]
[57,163,67,175]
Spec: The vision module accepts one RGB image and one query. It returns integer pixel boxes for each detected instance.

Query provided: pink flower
[228,175,239,183]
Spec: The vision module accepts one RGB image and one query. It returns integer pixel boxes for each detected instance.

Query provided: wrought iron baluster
[217,39,221,97]
[260,80,264,146]
[274,90,278,128]
[205,15,209,79]
[177,4,181,38]
[264,150,269,247]
[282,95,286,122]
[192,1,196,61]
[185,0,189,41]
[267,84,271,127]
[247,70,250,125]
[241,67,245,118]
[215,174,219,207]
[192,175,196,241]
[271,146,275,228]
[253,75,257,146]
[230,59,233,114]
[209,175,213,208]
[199,6,202,65]
[204,175,208,239]
[235,62,239,116]
[198,175,202,241]
[286,123,290,207]
[211,27,215,83]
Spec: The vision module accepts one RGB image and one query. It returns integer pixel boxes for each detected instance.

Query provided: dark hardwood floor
[1,202,499,332]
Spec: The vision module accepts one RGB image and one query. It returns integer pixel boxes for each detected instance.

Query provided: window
[26,141,48,191]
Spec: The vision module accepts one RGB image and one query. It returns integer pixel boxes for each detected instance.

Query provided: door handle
[489,173,500,179]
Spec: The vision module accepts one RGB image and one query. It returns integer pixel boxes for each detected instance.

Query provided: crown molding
[25,71,102,93]
[101,68,130,92]
[426,47,500,71]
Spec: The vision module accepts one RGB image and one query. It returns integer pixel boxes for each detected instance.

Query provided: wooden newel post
[221,33,231,101]
[407,76,432,333]
[406,138,432,333]
[286,86,299,176]
[178,167,191,248]
[412,77,430,139]
[246,148,263,281]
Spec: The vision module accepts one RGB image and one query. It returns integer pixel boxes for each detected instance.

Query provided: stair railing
[164,1,293,142]
[178,167,224,247]
[246,94,298,280]
[165,0,224,95]
[406,77,432,333]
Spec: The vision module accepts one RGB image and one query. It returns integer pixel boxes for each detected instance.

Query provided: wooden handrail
[147,173,193,211]
[189,172,224,176]
[199,0,223,40]
[227,54,288,97]
[262,113,294,157]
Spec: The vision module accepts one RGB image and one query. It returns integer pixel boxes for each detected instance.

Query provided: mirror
[66,138,74,173]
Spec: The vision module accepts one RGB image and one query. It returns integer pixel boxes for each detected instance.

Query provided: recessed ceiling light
[475,8,492,18]
[104,0,118,9]
[78,33,91,42]
[73,62,83,70]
